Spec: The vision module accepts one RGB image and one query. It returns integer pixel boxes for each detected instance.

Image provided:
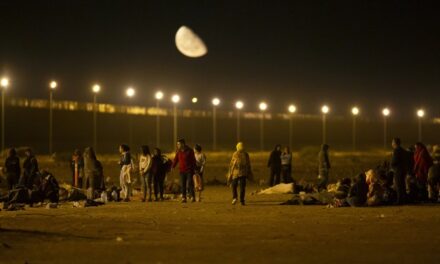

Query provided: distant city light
[382,108,390,116]
[155,91,164,100]
[259,102,268,111]
[92,84,101,93]
[321,105,329,114]
[172,94,180,103]
[192,97,198,103]
[235,101,244,110]
[212,97,220,106]
[126,87,135,97]
[50,81,57,89]
[417,109,425,118]
[288,104,296,113]
[351,107,359,116]
[0,78,9,88]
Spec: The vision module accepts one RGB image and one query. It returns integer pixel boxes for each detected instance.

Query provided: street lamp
[49,80,57,154]
[351,107,359,151]
[155,91,164,147]
[192,97,198,103]
[235,101,244,142]
[92,84,100,151]
[382,108,390,149]
[288,104,296,150]
[259,102,268,151]
[417,109,425,142]
[211,98,220,151]
[171,94,180,149]
[1,77,9,153]
[126,87,135,147]
[321,105,330,144]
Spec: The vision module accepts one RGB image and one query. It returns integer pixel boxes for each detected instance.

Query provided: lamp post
[49,81,57,154]
[155,91,164,147]
[126,87,135,147]
[171,94,180,149]
[1,77,9,153]
[288,104,296,150]
[259,102,268,151]
[321,105,330,144]
[191,97,198,144]
[417,109,425,142]
[235,101,244,142]
[351,107,359,151]
[382,108,390,149]
[212,98,220,151]
[92,84,100,151]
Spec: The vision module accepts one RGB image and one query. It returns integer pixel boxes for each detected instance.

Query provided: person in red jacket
[172,139,196,203]
[414,142,433,201]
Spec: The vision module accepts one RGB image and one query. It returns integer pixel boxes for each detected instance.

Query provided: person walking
[19,148,39,189]
[391,138,410,205]
[414,142,433,201]
[118,144,132,202]
[172,139,196,203]
[228,142,253,205]
[139,145,153,202]
[317,144,331,191]
[194,144,206,202]
[267,144,282,186]
[4,148,20,190]
[70,149,84,188]
[281,146,293,183]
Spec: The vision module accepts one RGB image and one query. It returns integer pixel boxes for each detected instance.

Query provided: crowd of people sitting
[1,136,440,210]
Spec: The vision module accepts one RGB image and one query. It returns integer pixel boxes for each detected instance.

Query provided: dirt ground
[1,151,440,263]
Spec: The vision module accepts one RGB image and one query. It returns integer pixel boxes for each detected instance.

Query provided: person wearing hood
[317,144,331,191]
[267,144,282,186]
[391,138,410,205]
[70,149,84,188]
[413,142,433,201]
[228,142,253,205]
[428,145,440,201]
[172,139,196,203]
[118,144,132,202]
[83,147,104,200]
[19,148,39,189]
[347,173,368,207]
[4,148,20,190]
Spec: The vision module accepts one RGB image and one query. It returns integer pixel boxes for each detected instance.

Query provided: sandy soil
[1,185,440,264]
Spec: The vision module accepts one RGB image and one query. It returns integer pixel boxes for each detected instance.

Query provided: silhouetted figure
[19,148,39,189]
[118,144,132,202]
[151,148,171,201]
[391,138,410,204]
[267,144,282,186]
[70,149,84,188]
[347,173,368,207]
[139,145,152,202]
[84,147,104,200]
[414,142,433,201]
[228,142,252,205]
[317,144,331,191]
[428,145,440,201]
[4,148,20,190]
[194,144,207,202]
[172,139,196,203]
[281,146,294,183]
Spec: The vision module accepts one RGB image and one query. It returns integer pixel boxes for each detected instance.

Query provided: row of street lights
[0,77,431,153]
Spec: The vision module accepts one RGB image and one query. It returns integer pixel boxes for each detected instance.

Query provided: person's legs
[153,174,159,200]
[231,177,238,204]
[394,172,407,204]
[269,170,275,187]
[158,176,165,200]
[317,170,329,191]
[186,172,195,202]
[417,178,429,202]
[428,172,439,201]
[147,173,154,201]
[239,176,247,205]
[141,173,147,201]
[180,173,187,201]
[275,170,281,185]
[198,173,204,202]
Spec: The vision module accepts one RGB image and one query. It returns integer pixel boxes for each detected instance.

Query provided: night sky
[1,1,439,117]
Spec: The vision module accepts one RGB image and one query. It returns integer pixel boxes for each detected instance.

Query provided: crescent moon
[175,26,208,58]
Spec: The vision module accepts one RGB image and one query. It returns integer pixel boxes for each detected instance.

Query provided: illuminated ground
[1,186,440,263]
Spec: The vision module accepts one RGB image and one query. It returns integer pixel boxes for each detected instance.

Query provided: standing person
[406,146,418,203]
[414,142,433,201]
[139,145,152,202]
[83,147,104,200]
[70,149,84,188]
[172,139,196,203]
[20,148,39,189]
[4,148,20,190]
[267,144,282,186]
[118,144,132,202]
[391,138,410,205]
[194,144,206,202]
[281,146,293,183]
[228,142,252,205]
[317,144,331,191]
[428,145,440,201]
[151,148,171,201]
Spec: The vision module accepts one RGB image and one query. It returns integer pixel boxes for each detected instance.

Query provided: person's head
[275,144,281,151]
[236,142,244,152]
[177,139,186,151]
[73,149,82,157]
[194,144,202,153]
[140,145,150,156]
[321,144,329,152]
[283,146,290,154]
[153,147,161,156]
[392,138,401,149]
[24,148,33,157]
[119,144,130,154]
[8,148,17,157]
[84,147,97,160]
[414,142,426,151]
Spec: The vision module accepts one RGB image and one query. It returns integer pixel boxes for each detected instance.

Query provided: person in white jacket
[139,145,153,202]
[194,144,206,202]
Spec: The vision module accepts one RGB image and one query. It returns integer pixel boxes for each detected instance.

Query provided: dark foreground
[1,186,440,264]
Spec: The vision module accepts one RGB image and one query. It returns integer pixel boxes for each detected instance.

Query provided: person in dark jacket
[19,148,39,189]
[151,148,170,201]
[4,148,20,190]
[172,139,196,203]
[267,144,282,186]
[391,138,410,204]
[70,149,84,188]
[84,147,104,200]
[428,147,440,201]
[406,146,418,203]
[317,144,331,191]
[347,173,368,207]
